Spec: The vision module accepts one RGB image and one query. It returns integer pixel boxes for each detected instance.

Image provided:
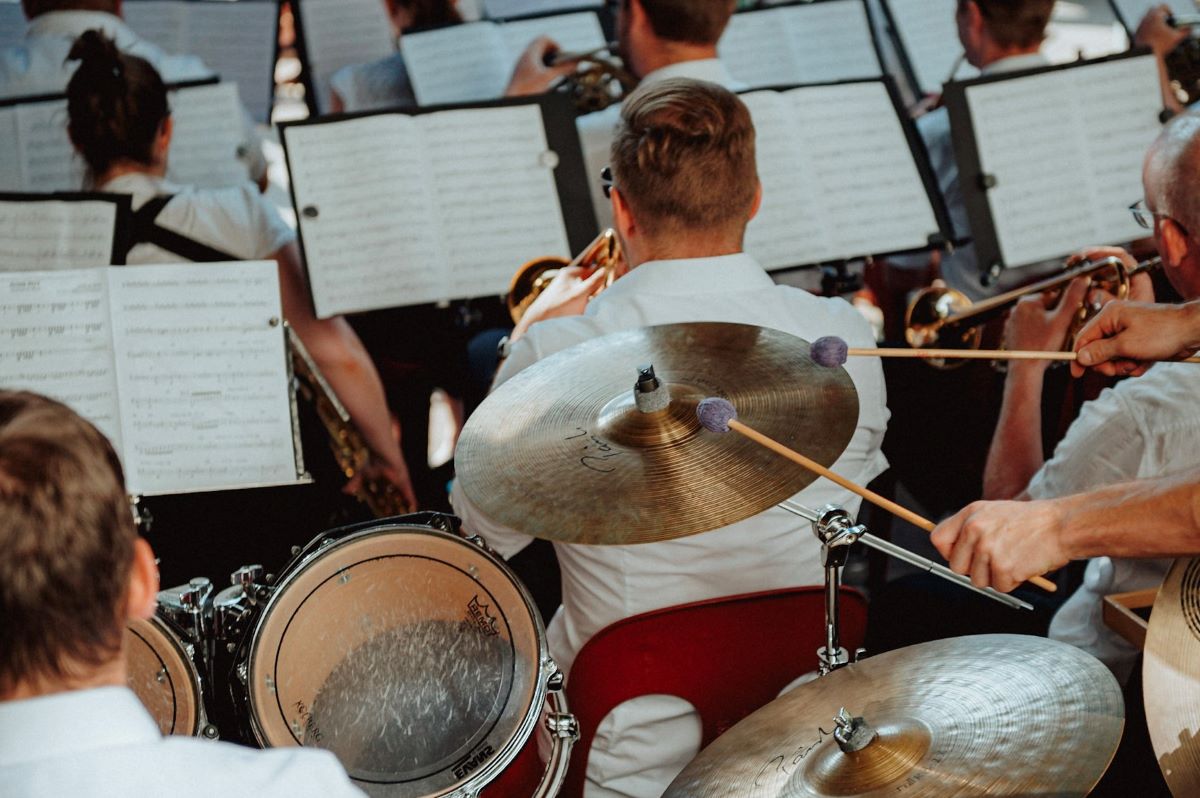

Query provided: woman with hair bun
[65,30,416,513]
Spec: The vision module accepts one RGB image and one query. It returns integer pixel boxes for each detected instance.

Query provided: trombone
[507,229,625,324]
[904,255,1162,367]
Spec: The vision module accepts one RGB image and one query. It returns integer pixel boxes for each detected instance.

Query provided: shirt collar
[100,172,183,203]
[641,59,744,92]
[26,10,133,42]
[588,253,775,313]
[981,52,1050,76]
[0,686,161,767]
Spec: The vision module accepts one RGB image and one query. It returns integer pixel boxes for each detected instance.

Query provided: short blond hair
[611,78,758,238]
[0,391,133,694]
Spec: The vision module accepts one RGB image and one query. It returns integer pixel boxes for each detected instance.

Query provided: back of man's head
[961,0,1053,49]
[1149,114,1200,238]
[21,0,118,19]
[0,391,133,697]
[633,0,736,46]
[611,77,758,241]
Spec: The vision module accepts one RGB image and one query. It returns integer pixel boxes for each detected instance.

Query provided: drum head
[247,525,546,797]
[125,616,200,736]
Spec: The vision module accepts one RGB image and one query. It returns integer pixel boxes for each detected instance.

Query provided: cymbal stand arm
[812,506,866,675]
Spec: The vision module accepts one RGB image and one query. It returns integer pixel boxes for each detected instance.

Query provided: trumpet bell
[905,285,980,368]
[507,256,570,324]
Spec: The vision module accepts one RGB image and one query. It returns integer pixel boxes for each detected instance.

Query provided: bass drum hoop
[244,521,551,797]
[125,614,204,736]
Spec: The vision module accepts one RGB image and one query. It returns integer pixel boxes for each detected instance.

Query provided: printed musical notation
[742,82,940,269]
[286,103,569,316]
[0,262,300,495]
[404,12,606,106]
[883,0,976,95]
[0,199,118,270]
[965,55,1161,267]
[719,1,880,89]
[296,0,396,114]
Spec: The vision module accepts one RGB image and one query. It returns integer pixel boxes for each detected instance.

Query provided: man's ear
[1160,217,1190,267]
[124,538,159,622]
[612,186,636,241]
[748,181,763,223]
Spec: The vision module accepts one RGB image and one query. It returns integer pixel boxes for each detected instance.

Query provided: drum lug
[236,662,248,686]
[200,723,219,741]
[546,712,579,742]
[545,665,565,692]
[463,533,486,549]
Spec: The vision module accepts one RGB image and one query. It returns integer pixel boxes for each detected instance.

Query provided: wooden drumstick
[810,337,1200,365]
[695,397,1058,593]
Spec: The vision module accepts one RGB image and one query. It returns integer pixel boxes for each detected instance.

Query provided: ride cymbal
[455,322,859,545]
[665,634,1124,798]
[1145,557,1200,795]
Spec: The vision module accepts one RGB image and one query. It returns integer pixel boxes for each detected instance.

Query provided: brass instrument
[507,228,624,324]
[551,44,637,113]
[905,255,1162,368]
[286,326,410,517]
[1167,14,1200,107]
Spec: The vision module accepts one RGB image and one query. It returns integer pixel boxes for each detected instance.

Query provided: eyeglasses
[1130,198,1156,229]
[601,165,615,199]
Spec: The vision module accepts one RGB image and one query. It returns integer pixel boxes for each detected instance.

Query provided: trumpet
[548,44,637,113]
[904,255,1161,367]
[507,229,624,324]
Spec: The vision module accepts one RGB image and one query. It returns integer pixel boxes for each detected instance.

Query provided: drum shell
[125,613,210,737]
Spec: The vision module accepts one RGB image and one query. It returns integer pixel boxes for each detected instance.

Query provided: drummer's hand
[1003,276,1090,358]
[1072,300,1200,378]
[931,500,1069,593]
[510,265,607,342]
[505,37,575,97]
[346,450,418,512]
[1136,5,1189,57]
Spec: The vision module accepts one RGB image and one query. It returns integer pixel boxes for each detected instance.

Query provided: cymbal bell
[455,322,859,545]
[665,634,1124,797]
[1145,557,1200,795]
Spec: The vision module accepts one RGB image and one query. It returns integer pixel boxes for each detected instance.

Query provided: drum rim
[127,613,204,736]
[244,521,552,794]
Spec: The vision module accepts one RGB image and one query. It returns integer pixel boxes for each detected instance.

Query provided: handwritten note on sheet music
[718,1,880,89]
[123,0,277,123]
[297,0,396,114]
[0,1,27,50]
[966,55,1161,267]
[403,12,606,106]
[882,0,975,95]
[482,0,597,19]
[0,270,123,451]
[0,200,117,271]
[109,263,297,494]
[742,82,940,268]
[286,104,569,316]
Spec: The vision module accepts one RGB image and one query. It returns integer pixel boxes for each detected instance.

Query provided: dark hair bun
[67,29,124,83]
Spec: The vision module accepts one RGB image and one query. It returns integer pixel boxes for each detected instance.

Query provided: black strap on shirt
[118,195,238,263]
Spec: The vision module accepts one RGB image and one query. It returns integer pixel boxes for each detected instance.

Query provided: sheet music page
[0,269,124,456]
[0,200,117,271]
[1110,0,1192,29]
[298,0,396,113]
[166,83,249,188]
[483,0,598,19]
[0,1,27,50]
[15,100,85,192]
[743,83,940,268]
[403,23,511,106]
[121,0,189,53]
[720,2,879,88]
[966,55,1161,267]
[0,108,20,190]
[498,11,607,59]
[108,262,299,495]
[419,105,570,299]
[884,0,976,95]
[286,114,447,316]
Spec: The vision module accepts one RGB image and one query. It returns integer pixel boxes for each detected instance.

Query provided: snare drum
[125,614,215,738]
[233,514,576,797]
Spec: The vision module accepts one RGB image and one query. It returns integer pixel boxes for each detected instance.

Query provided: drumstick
[695,397,1058,594]
[809,337,1200,366]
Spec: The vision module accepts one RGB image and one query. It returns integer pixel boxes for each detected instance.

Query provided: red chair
[559,586,867,798]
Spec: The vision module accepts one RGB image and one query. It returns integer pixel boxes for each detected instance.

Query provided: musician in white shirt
[0,0,267,187]
[0,391,366,798]
[505,0,740,228]
[452,77,889,798]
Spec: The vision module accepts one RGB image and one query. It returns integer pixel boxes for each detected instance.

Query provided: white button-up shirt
[0,686,365,798]
[1026,361,1200,682]
[451,252,888,797]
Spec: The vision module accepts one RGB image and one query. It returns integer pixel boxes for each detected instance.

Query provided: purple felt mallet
[696,397,737,433]
[810,335,849,368]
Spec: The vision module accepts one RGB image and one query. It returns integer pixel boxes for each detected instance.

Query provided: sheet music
[286,114,447,316]
[883,0,976,95]
[0,199,117,271]
[1109,0,1192,30]
[719,1,880,88]
[298,0,396,114]
[167,83,250,188]
[742,82,940,268]
[0,108,20,189]
[483,0,598,19]
[14,100,84,192]
[109,262,297,495]
[123,0,278,123]
[965,55,1161,267]
[0,270,124,454]
[287,103,569,315]
[0,0,27,50]
[404,12,605,105]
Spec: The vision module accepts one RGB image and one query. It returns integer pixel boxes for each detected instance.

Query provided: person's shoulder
[769,287,877,346]
[158,738,364,796]
[0,38,70,99]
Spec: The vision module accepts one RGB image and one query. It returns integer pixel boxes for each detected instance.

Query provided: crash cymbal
[665,634,1124,798]
[455,322,858,545]
[1145,557,1200,796]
